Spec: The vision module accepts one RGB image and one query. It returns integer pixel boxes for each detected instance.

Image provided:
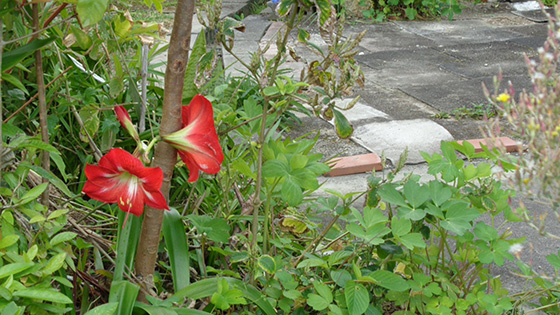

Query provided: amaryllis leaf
[108,280,139,315]
[114,211,142,282]
[163,208,190,292]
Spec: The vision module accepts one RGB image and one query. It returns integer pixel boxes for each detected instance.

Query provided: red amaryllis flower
[163,95,223,182]
[114,106,140,142]
[82,148,168,225]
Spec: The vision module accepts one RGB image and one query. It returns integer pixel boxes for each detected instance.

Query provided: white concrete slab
[352,119,454,164]
[333,99,390,122]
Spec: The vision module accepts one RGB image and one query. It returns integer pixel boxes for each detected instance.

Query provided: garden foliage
[0,0,559,314]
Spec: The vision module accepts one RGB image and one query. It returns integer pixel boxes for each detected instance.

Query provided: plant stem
[33,2,50,206]
[134,0,195,301]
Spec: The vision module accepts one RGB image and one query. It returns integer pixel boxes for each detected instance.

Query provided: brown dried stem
[134,0,195,301]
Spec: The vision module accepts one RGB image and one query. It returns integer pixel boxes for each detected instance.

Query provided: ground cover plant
[0,0,559,314]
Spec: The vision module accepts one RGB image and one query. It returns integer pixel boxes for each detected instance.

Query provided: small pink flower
[82,148,168,226]
[163,95,224,182]
[114,106,140,142]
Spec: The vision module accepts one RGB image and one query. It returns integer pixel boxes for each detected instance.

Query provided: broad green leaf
[77,0,110,27]
[441,220,472,236]
[345,281,369,315]
[314,282,333,303]
[262,160,289,178]
[258,255,277,274]
[47,209,69,221]
[2,38,56,71]
[330,270,352,288]
[232,159,255,179]
[474,222,498,242]
[18,183,48,205]
[333,109,353,138]
[171,278,275,315]
[70,25,92,50]
[79,106,100,143]
[114,14,132,38]
[405,7,417,20]
[187,215,230,243]
[109,77,124,98]
[13,289,72,304]
[281,177,303,206]
[378,184,407,207]
[370,270,409,291]
[391,217,411,237]
[108,281,140,315]
[398,233,426,250]
[403,181,428,208]
[428,181,452,207]
[83,302,118,315]
[297,258,327,269]
[307,293,330,311]
[50,232,77,246]
[0,263,33,279]
[0,235,19,249]
[263,86,280,96]
[163,208,190,292]
[546,251,560,269]
[297,29,310,42]
[41,253,67,275]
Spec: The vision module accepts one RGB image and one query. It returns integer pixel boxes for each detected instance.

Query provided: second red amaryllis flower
[82,148,169,225]
[162,95,224,182]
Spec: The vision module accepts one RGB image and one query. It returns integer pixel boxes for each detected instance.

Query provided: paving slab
[395,20,524,45]
[399,74,533,113]
[344,23,436,53]
[438,40,534,79]
[512,8,554,23]
[352,119,454,164]
[332,99,390,123]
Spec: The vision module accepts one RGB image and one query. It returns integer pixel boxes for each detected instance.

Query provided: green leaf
[404,7,417,20]
[183,32,206,100]
[20,163,73,197]
[297,29,310,42]
[83,302,119,315]
[403,181,429,208]
[70,25,93,50]
[391,217,411,237]
[171,278,275,315]
[50,232,77,246]
[2,72,28,94]
[398,233,426,250]
[2,38,56,71]
[281,177,303,206]
[307,293,330,311]
[258,255,277,274]
[114,211,142,282]
[378,184,407,207]
[109,77,124,98]
[314,282,333,302]
[0,263,33,279]
[41,253,67,275]
[331,270,353,288]
[546,251,560,269]
[163,208,190,292]
[297,258,327,269]
[18,183,48,206]
[345,281,369,315]
[77,0,110,27]
[13,289,72,304]
[263,86,280,96]
[262,160,289,178]
[187,215,231,243]
[474,222,498,242]
[0,235,19,249]
[108,281,140,315]
[232,159,255,179]
[428,181,452,207]
[370,270,409,291]
[333,109,353,138]
[316,0,332,26]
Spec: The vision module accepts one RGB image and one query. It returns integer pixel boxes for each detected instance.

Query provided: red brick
[457,137,520,153]
[325,153,383,177]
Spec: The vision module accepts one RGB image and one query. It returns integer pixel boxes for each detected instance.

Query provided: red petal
[114,106,132,129]
[178,150,201,182]
[117,184,145,217]
[143,186,169,210]
[182,95,216,133]
[99,148,145,174]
